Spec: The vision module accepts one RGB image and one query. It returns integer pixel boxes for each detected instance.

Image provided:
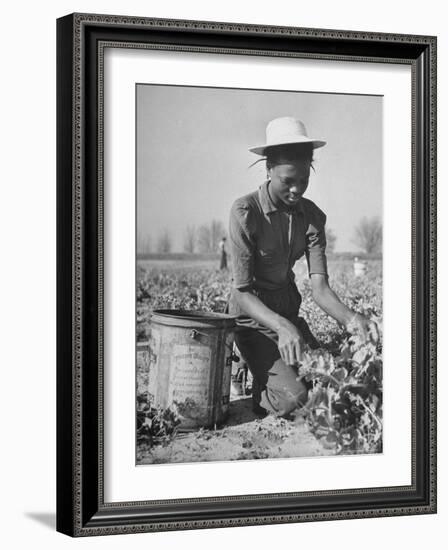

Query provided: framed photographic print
[56,13,437,536]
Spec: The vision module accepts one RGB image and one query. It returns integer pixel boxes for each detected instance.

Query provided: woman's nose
[291,181,307,193]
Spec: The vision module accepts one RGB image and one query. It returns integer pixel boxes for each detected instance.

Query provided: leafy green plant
[137,392,181,447]
[297,327,382,454]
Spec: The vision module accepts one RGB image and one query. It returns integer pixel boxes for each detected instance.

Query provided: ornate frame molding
[57,13,437,537]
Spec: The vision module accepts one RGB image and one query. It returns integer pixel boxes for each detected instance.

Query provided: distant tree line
[138,215,381,256]
[352,216,382,254]
[137,232,152,255]
[323,217,382,256]
[138,219,227,255]
[182,220,227,254]
[326,228,337,254]
[157,229,172,253]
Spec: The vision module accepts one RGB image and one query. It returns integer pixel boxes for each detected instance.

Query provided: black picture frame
[57,13,437,537]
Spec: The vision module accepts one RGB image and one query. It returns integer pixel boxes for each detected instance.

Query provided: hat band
[266,133,311,145]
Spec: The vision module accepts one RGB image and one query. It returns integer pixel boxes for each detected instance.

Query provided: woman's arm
[233,288,305,366]
[310,274,353,325]
[310,273,378,342]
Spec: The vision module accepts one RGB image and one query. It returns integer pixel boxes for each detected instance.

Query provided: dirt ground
[137,392,335,465]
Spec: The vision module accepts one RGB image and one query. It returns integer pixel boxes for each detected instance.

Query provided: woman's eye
[283,180,306,188]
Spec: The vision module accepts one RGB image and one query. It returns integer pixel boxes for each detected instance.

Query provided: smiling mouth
[287,196,300,202]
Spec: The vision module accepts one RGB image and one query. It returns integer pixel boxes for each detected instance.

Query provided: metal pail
[146,309,236,429]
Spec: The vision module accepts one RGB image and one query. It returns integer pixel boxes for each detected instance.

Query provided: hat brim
[249,138,326,156]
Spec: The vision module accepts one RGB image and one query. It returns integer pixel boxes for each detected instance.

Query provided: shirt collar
[258,180,305,215]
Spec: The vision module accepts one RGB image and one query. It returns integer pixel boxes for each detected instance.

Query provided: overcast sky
[136,84,382,253]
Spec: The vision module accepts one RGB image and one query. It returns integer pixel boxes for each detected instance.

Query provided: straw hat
[249,117,326,156]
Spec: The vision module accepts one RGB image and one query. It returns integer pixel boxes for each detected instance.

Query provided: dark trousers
[228,282,318,416]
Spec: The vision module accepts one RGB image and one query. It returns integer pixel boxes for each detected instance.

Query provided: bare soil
[137,393,335,465]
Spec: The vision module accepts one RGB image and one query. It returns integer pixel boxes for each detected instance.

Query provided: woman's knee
[260,387,306,417]
[262,358,309,415]
[279,385,308,414]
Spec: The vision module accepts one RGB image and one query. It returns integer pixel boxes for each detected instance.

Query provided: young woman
[228,117,378,417]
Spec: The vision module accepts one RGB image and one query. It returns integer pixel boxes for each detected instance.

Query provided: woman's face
[267,156,311,208]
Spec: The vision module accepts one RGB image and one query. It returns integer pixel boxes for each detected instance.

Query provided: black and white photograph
[136,84,383,465]
[1,0,441,544]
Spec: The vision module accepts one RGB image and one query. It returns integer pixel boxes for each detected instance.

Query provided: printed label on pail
[168,344,211,417]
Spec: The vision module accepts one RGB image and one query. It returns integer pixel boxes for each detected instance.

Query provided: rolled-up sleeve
[305,204,328,277]
[229,200,255,289]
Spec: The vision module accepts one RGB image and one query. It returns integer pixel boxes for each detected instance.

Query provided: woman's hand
[276,318,305,365]
[233,290,307,363]
[346,313,379,344]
